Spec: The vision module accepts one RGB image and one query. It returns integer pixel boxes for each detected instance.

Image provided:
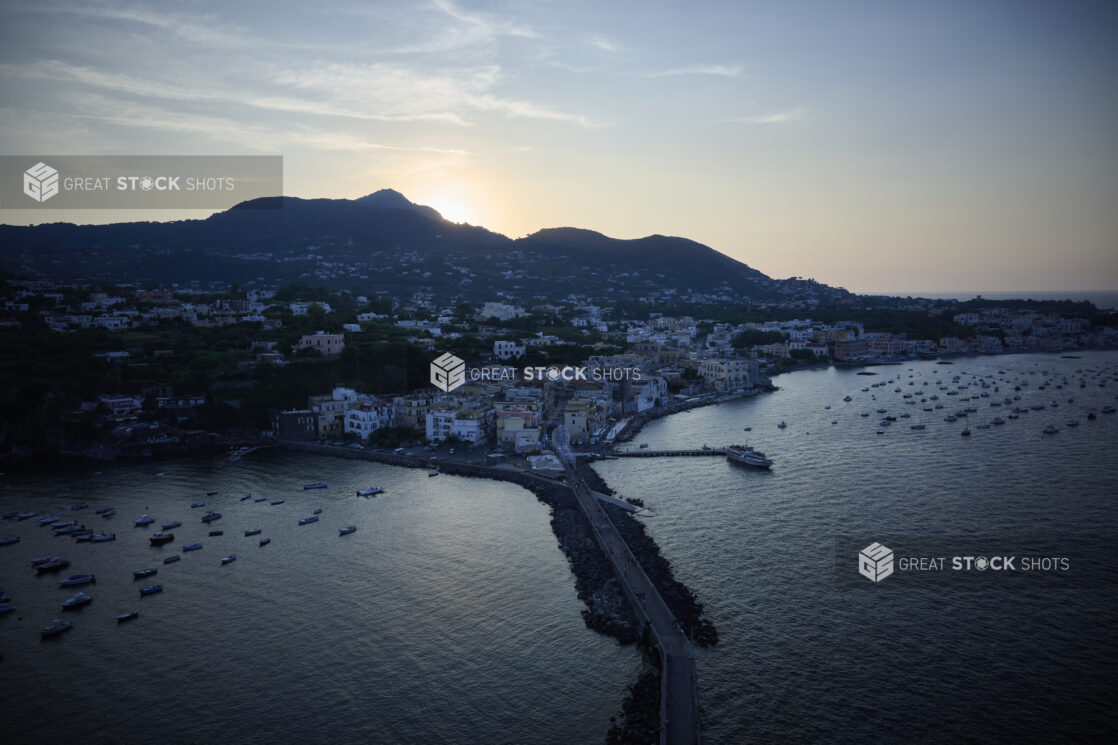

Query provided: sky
[0,0,1116,295]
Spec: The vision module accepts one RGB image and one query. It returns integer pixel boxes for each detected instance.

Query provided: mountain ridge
[0,191,850,305]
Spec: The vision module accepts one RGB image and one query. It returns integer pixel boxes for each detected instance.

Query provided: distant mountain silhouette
[0,192,849,304]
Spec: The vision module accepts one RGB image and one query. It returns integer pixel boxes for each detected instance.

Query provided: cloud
[431,0,536,40]
[468,94,597,128]
[723,107,807,125]
[587,34,624,53]
[649,64,743,78]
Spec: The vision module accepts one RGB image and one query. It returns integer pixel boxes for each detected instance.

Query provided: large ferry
[726,444,774,469]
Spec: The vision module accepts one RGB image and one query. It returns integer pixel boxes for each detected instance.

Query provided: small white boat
[41,618,73,638]
[62,592,93,610]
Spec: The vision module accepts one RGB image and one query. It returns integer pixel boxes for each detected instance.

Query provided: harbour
[1,351,1117,744]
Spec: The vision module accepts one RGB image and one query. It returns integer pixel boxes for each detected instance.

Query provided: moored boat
[161,521,182,530]
[61,592,93,610]
[116,610,139,623]
[357,487,384,496]
[298,516,320,525]
[149,532,175,545]
[133,568,157,579]
[35,558,71,573]
[58,574,96,587]
[221,554,236,565]
[134,515,155,526]
[182,543,203,551]
[41,618,73,638]
[259,537,271,546]
[208,530,224,536]
[139,584,163,596]
[201,511,222,523]
[244,528,262,536]
[0,536,18,546]
[339,526,357,535]
[270,499,284,505]
[162,555,181,564]
[303,482,328,490]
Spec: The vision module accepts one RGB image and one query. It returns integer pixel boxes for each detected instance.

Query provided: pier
[556,431,702,745]
[613,448,726,457]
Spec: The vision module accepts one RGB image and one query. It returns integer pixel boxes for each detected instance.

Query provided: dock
[613,448,726,457]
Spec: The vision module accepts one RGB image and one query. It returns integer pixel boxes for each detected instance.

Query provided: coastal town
[0,277,1114,460]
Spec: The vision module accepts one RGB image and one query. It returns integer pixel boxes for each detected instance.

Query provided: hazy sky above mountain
[1,0,1115,294]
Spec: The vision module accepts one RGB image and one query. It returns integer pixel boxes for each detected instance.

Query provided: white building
[344,402,395,439]
[493,340,526,360]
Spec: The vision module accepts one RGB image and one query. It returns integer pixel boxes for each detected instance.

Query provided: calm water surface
[594,351,1118,744]
[0,455,638,744]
